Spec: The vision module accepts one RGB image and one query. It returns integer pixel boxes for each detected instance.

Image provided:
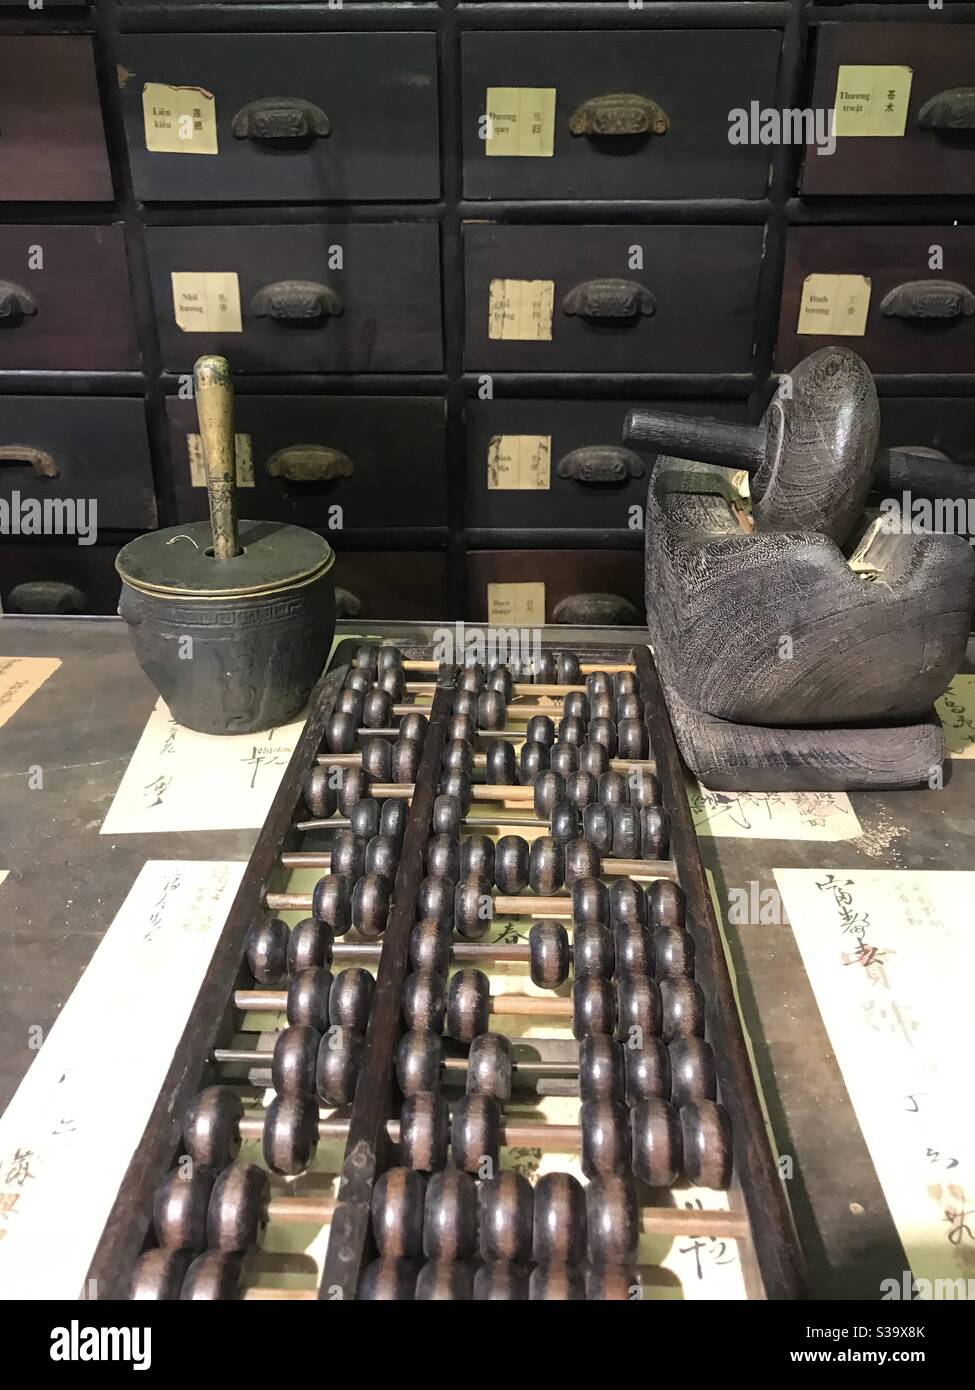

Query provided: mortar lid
[116,520,334,600]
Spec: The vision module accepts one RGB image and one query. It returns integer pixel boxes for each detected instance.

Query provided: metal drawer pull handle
[0,444,58,477]
[569,92,670,138]
[266,445,354,483]
[557,445,645,485]
[250,280,343,322]
[335,587,362,619]
[552,592,640,626]
[880,280,975,322]
[563,278,656,322]
[917,87,975,132]
[0,280,38,325]
[232,98,331,141]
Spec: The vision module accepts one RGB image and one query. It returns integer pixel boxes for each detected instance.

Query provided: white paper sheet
[0,656,60,730]
[691,783,862,841]
[937,675,975,760]
[0,860,245,1299]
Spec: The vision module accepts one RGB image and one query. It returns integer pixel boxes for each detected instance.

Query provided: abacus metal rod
[235,988,577,1018]
[318,751,656,772]
[266,869,676,911]
[405,681,587,697]
[213,1048,578,1077]
[295,811,556,832]
[403,660,635,676]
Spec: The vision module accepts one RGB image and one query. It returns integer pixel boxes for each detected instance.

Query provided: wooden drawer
[877,397,975,468]
[332,549,446,620]
[464,224,762,373]
[118,34,440,204]
[466,397,747,531]
[166,395,446,527]
[0,543,123,616]
[146,224,443,373]
[801,23,975,197]
[776,226,975,374]
[466,550,644,626]
[0,398,155,532]
[462,29,781,201]
[0,226,139,372]
[0,38,111,202]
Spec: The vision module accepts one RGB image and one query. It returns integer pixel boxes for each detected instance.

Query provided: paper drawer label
[797,273,871,337]
[488,279,555,341]
[487,435,552,490]
[171,271,243,333]
[187,432,255,488]
[485,87,557,157]
[487,582,546,626]
[833,66,913,138]
[142,82,218,155]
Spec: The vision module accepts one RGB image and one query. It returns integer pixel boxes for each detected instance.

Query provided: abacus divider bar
[317,752,656,772]
[622,406,766,474]
[318,678,454,1302]
[631,643,804,1300]
[404,682,587,698]
[403,660,635,675]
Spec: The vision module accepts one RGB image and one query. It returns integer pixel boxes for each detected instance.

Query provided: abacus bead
[609,876,648,926]
[578,739,610,777]
[392,736,423,783]
[287,967,332,1031]
[477,689,506,730]
[325,710,356,753]
[344,664,369,691]
[416,1260,474,1301]
[640,806,671,859]
[615,671,638,697]
[614,921,654,979]
[359,1258,417,1301]
[528,920,570,989]
[572,976,617,1038]
[654,927,696,979]
[379,666,406,701]
[329,829,365,880]
[410,918,452,974]
[616,975,663,1041]
[557,715,587,748]
[440,767,472,811]
[533,769,564,820]
[184,1087,243,1170]
[479,1172,533,1263]
[549,739,579,777]
[377,643,402,672]
[661,977,706,1041]
[336,688,363,719]
[648,878,686,929]
[589,717,618,757]
[403,969,447,1033]
[313,873,353,935]
[352,873,391,939]
[447,713,475,745]
[423,1168,478,1259]
[495,834,530,893]
[360,735,392,781]
[587,1267,640,1301]
[531,651,556,684]
[353,642,379,674]
[598,770,626,806]
[681,1101,733,1189]
[573,922,615,982]
[418,875,452,925]
[365,832,399,882]
[611,804,642,859]
[581,1099,630,1177]
[303,765,336,819]
[629,769,661,807]
[451,1094,501,1173]
[550,801,581,847]
[399,1091,449,1171]
[582,802,613,855]
[446,968,491,1042]
[474,1261,531,1301]
[519,739,549,784]
[669,1037,717,1106]
[563,690,590,721]
[467,1033,513,1101]
[453,688,476,718]
[530,1265,585,1301]
[526,714,556,747]
[438,660,459,685]
[579,1034,625,1103]
[432,793,463,837]
[426,833,460,883]
[287,918,331,976]
[398,711,428,744]
[348,793,379,839]
[487,664,514,701]
[617,717,650,761]
[460,833,495,883]
[455,877,493,941]
[529,836,564,895]
[207,1164,269,1253]
[459,661,485,693]
[397,1030,443,1096]
[532,1172,586,1265]
[381,797,410,845]
[263,1093,318,1176]
[180,1252,242,1301]
[630,1098,682,1186]
[557,650,582,685]
[571,874,608,927]
[339,765,372,816]
[371,1167,427,1258]
[485,739,517,786]
[586,1174,639,1264]
[246,917,289,986]
[130,1250,191,1301]
[316,1027,364,1106]
[625,1036,672,1104]
[153,1169,213,1251]
[617,692,642,721]
[565,837,601,885]
[272,1024,321,1096]
[565,770,597,810]
[590,694,617,723]
[443,737,474,776]
[586,671,611,698]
